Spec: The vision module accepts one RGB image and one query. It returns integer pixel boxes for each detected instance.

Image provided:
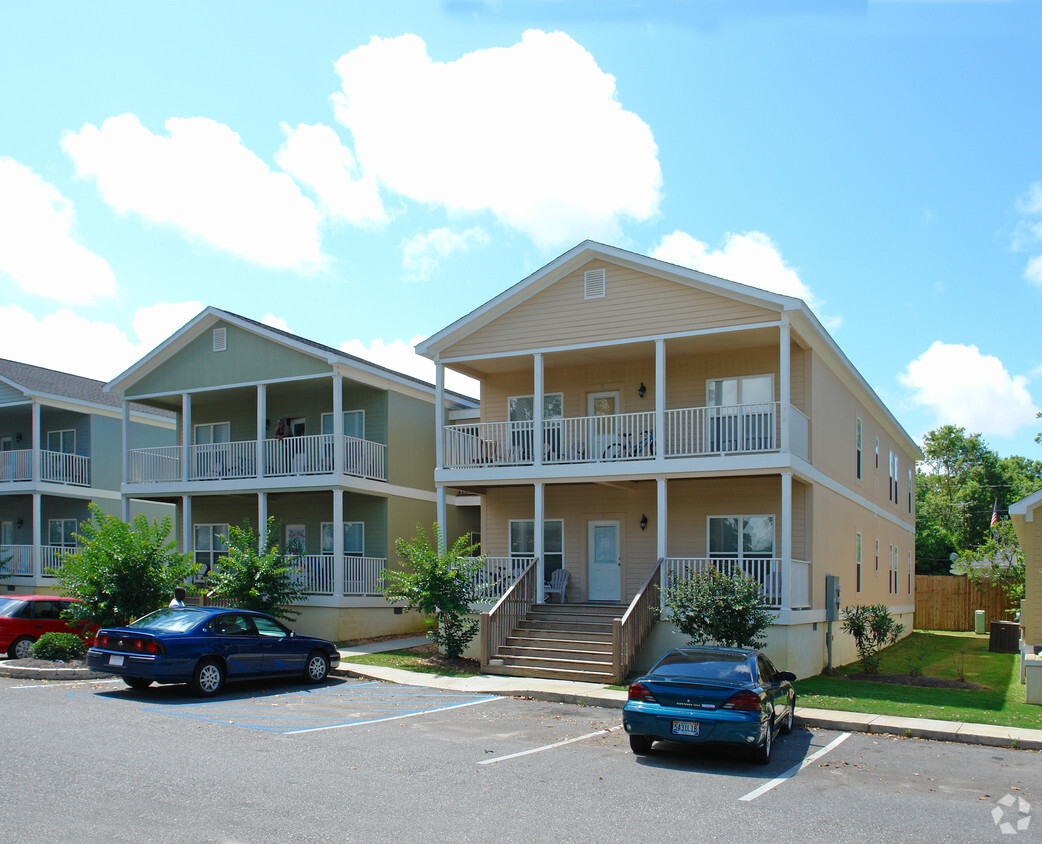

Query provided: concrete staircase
[484,604,622,683]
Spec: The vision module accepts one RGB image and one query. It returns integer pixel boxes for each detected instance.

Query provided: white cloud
[1025,255,1042,286]
[401,227,488,281]
[62,114,324,270]
[0,302,202,381]
[1012,182,1042,284]
[331,30,661,248]
[261,313,289,332]
[899,341,1039,437]
[0,156,116,304]
[276,122,387,227]
[339,335,479,397]
[650,229,838,325]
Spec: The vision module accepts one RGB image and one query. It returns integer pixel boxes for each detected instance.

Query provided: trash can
[988,621,1019,653]
[974,610,986,635]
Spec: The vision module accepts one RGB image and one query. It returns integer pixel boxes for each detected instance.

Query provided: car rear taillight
[722,690,763,712]
[627,681,658,703]
[144,640,164,655]
[97,634,110,648]
[133,639,145,651]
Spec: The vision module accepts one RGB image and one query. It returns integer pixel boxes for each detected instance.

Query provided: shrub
[665,566,775,649]
[841,604,904,673]
[31,632,88,662]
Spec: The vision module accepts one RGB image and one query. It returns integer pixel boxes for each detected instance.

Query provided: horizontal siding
[444,262,778,359]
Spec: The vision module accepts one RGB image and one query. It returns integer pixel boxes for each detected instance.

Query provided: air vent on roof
[213,327,227,352]
[584,268,606,300]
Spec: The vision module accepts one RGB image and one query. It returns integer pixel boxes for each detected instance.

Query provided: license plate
[109,654,124,666]
[672,720,699,736]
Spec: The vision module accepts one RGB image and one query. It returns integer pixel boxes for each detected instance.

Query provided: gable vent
[212,327,227,352]
[584,268,606,300]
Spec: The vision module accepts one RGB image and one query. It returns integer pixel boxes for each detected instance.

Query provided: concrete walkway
[334,637,1042,752]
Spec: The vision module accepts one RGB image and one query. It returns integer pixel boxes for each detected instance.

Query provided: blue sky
[2,1,1041,459]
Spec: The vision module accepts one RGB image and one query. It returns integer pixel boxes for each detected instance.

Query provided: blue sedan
[622,646,796,764]
[86,606,341,696]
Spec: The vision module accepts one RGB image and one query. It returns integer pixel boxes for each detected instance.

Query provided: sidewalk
[334,637,1042,752]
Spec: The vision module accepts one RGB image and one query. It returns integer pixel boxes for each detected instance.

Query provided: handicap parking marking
[73,680,501,735]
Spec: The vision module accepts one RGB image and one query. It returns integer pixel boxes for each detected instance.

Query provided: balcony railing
[0,449,89,485]
[663,556,811,610]
[466,555,534,606]
[0,545,33,576]
[443,402,803,469]
[0,450,31,482]
[40,545,76,578]
[344,556,386,596]
[127,435,388,484]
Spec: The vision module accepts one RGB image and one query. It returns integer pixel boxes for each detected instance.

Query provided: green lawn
[341,649,483,678]
[797,630,1042,731]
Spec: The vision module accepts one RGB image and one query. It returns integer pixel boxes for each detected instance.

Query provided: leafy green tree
[57,504,198,627]
[205,518,308,620]
[664,567,775,649]
[951,520,1026,608]
[841,604,904,673]
[383,524,482,659]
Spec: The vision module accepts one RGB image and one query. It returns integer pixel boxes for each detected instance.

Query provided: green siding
[387,498,438,566]
[128,321,332,395]
[387,392,435,490]
[89,415,122,490]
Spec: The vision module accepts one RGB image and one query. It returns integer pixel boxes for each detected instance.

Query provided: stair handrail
[611,558,663,684]
[480,556,539,671]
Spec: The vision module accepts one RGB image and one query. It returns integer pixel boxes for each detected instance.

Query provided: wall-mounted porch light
[638,382,647,398]
[640,513,648,531]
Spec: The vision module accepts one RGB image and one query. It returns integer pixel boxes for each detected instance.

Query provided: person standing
[168,586,187,608]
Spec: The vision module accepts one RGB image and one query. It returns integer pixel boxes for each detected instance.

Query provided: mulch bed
[845,672,986,691]
[403,644,481,673]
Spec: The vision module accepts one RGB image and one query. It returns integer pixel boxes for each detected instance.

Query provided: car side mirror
[773,671,797,682]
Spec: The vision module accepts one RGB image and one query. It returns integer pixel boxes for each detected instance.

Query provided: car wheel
[9,636,34,660]
[304,650,330,684]
[123,677,153,690]
[781,694,795,734]
[629,734,654,755]
[754,718,773,765]
[192,657,225,697]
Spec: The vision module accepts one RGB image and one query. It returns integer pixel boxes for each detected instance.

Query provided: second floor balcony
[0,449,90,486]
[126,433,387,485]
[442,402,808,471]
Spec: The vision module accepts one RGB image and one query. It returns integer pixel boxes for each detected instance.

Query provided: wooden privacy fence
[914,574,1016,631]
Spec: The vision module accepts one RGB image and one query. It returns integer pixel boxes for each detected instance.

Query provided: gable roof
[1010,487,1042,518]
[0,358,173,420]
[105,307,477,406]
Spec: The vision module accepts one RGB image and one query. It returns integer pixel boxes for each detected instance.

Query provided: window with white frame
[893,453,899,503]
[856,532,862,593]
[321,410,365,440]
[47,429,76,454]
[889,544,897,594]
[706,376,775,451]
[875,436,879,470]
[194,422,231,445]
[875,538,879,571]
[708,516,775,560]
[509,519,563,576]
[321,522,364,556]
[507,394,563,422]
[194,524,229,577]
[48,518,77,548]
[908,550,913,594]
[855,417,862,479]
[908,468,913,513]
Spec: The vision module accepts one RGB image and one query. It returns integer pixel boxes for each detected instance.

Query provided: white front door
[588,520,621,601]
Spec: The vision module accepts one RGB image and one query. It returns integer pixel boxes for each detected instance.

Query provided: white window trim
[508,518,565,573]
[855,416,862,480]
[855,531,863,593]
[706,514,776,559]
[48,518,77,547]
[705,374,775,406]
[507,393,564,421]
[193,421,231,444]
[321,410,365,439]
[321,521,365,556]
[46,429,76,454]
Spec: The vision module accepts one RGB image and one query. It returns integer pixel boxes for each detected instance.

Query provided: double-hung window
[706,375,775,452]
[321,522,365,557]
[509,519,563,576]
[855,532,863,593]
[855,418,862,479]
[507,394,563,461]
[194,524,229,578]
[48,518,77,548]
[320,410,365,440]
[708,515,776,601]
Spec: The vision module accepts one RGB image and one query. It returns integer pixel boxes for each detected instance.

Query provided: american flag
[990,499,998,527]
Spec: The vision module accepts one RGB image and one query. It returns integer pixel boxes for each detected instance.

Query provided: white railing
[444,421,534,468]
[344,436,387,481]
[790,408,809,460]
[265,434,333,477]
[40,450,90,485]
[344,556,386,596]
[296,554,334,595]
[128,446,182,483]
[665,403,778,457]
[40,545,76,578]
[790,559,811,609]
[545,411,655,463]
[189,440,257,481]
[467,555,533,605]
[0,449,31,482]
[0,545,33,576]
[664,557,784,608]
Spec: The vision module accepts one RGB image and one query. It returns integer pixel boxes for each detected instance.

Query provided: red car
[0,595,97,660]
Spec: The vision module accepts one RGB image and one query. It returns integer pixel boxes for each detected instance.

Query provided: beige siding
[443,262,778,359]
[1012,512,1042,645]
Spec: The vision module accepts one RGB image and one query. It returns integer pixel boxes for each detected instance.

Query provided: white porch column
[533,353,544,467]
[182,495,192,556]
[657,477,668,612]
[436,486,447,553]
[781,472,792,612]
[31,401,40,483]
[434,361,445,471]
[256,384,266,479]
[780,317,790,453]
[258,492,268,551]
[181,393,192,483]
[655,339,666,463]
[534,482,545,603]
[332,373,344,477]
[332,490,344,596]
[32,492,41,582]
[121,400,130,521]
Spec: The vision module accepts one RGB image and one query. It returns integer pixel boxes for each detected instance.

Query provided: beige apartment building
[418,242,920,681]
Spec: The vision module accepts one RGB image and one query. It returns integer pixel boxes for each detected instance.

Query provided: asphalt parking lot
[2,674,1038,843]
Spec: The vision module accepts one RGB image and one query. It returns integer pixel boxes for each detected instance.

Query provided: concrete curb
[0,660,111,680]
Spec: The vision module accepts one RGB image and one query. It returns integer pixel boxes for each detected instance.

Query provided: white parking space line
[288,695,501,735]
[738,732,852,802]
[479,725,624,765]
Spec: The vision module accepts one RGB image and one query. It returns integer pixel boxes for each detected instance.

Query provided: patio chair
[544,568,569,603]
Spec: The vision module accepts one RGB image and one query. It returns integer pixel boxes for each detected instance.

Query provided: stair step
[517,620,614,634]
[498,645,612,660]
[497,653,613,671]
[536,604,623,615]
[507,628,614,643]
[527,611,620,625]
[484,663,616,683]
[504,635,613,650]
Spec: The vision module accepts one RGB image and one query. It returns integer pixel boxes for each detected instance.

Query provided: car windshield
[0,597,25,618]
[652,651,754,682]
[128,608,205,632]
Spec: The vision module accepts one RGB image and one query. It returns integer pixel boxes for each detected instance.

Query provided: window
[321,522,365,556]
[875,436,879,470]
[194,524,229,578]
[194,422,231,445]
[584,268,606,299]
[908,468,913,513]
[908,551,913,594]
[46,429,75,454]
[509,519,564,576]
[705,376,775,451]
[321,410,365,440]
[889,544,897,594]
[893,454,899,502]
[855,417,862,479]
[875,539,879,571]
[708,516,775,560]
[285,525,306,556]
[855,532,862,593]
[48,518,77,548]
[507,393,563,422]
